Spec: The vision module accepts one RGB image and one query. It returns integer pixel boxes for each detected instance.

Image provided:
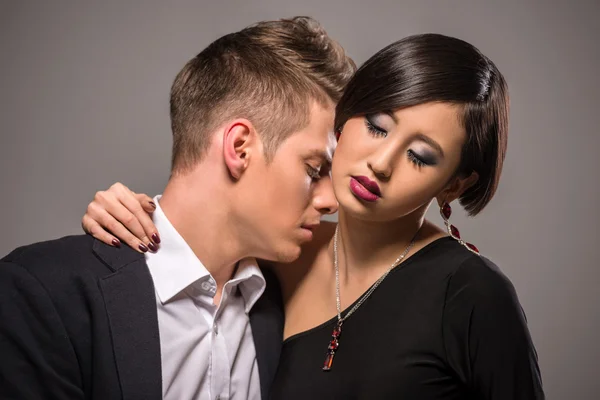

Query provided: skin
[279,102,477,339]
[84,100,339,304]
[83,101,479,337]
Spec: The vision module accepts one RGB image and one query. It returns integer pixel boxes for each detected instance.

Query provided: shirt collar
[231,258,266,313]
[145,195,266,311]
[145,195,210,304]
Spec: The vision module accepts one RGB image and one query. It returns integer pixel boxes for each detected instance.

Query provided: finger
[135,193,157,214]
[110,182,156,216]
[93,191,152,246]
[109,182,133,196]
[82,215,121,248]
[116,192,160,248]
[88,206,150,253]
[134,194,161,245]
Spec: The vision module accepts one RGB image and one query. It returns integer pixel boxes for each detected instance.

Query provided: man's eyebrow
[305,149,333,165]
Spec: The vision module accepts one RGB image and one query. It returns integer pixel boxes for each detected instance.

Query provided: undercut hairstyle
[170,16,356,172]
[335,33,509,216]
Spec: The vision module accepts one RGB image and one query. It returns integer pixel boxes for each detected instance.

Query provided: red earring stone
[450,225,460,239]
[466,243,479,253]
[440,202,480,255]
[441,203,452,219]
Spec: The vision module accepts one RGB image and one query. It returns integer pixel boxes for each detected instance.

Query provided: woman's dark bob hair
[335,33,509,216]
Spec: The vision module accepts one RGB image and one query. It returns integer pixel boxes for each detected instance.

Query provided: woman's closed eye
[407,149,437,167]
[365,115,388,138]
[365,113,439,167]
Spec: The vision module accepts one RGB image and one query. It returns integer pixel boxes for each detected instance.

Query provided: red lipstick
[350,176,381,202]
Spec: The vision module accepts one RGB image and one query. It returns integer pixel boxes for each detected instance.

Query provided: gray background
[1,1,598,398]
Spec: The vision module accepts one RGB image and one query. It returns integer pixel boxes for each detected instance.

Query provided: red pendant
[323,352,334,370]
[322,322,342,371]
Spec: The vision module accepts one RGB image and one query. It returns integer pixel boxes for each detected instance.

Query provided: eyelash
[407,150,428,167]
[306,165,321,180]
[365,117,387,138]
[365,116,432,168]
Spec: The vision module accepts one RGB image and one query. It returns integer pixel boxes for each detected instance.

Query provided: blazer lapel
[249,268,285,400]
[94,240,162,400]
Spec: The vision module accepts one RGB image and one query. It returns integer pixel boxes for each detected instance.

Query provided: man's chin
[273,243,302,264]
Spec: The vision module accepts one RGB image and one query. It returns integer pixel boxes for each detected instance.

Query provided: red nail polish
[138,243,149,252]
[148,242,158,252]
[112,239,121,248]
[152,233,161,244]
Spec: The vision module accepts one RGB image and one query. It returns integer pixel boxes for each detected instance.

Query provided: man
[0,17,355,399]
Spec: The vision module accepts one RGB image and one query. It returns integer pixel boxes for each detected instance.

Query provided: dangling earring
[440,202,480,254]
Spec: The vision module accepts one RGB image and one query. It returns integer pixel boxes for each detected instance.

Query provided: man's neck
[158,174,247,289]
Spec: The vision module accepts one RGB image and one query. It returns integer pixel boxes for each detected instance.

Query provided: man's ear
[436,171,479,207]
[222,119,257,180]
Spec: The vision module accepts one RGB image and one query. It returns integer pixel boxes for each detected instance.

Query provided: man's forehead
[303,132,336,162]
[282,114,336,162]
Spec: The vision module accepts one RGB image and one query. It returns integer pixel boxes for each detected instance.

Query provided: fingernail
[152,233,161,244]
[112,239,121,248]
[149,201,156,209]
[138,243,149,253]
[148,242,158,252]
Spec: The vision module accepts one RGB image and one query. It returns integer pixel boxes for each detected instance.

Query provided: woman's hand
[82,182,159,253]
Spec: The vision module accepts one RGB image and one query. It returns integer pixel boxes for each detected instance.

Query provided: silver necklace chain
[334,225,419,324]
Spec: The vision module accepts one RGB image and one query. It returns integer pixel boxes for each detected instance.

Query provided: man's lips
[299,223,319,241]
[301,223,320,232]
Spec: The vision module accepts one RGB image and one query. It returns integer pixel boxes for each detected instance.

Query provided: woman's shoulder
[412,234,517,301]
[442,246,520,307]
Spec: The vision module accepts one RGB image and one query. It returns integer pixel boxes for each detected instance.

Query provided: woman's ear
[436,171,479,207]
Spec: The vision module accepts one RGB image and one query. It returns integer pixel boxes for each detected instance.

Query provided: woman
[82,34,544,398]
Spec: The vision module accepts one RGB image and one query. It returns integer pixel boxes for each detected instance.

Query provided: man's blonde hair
[169,16,356,172]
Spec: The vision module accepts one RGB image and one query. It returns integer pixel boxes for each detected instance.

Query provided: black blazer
[0,235,284,400]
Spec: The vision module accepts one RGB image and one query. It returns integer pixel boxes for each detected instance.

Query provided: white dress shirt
[145,195,266,400]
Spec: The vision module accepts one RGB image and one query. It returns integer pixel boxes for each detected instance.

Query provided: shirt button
[201,281,211,291]
[213,324,218,335]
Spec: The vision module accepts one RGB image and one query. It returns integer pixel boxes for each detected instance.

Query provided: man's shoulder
[0,235,115,288]
[3,234,96,266]
[4,234,93,259]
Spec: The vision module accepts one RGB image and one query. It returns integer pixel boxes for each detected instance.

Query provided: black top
[270,237,544,399]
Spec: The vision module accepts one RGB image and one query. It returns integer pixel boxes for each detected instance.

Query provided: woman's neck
[333,207,444,283]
